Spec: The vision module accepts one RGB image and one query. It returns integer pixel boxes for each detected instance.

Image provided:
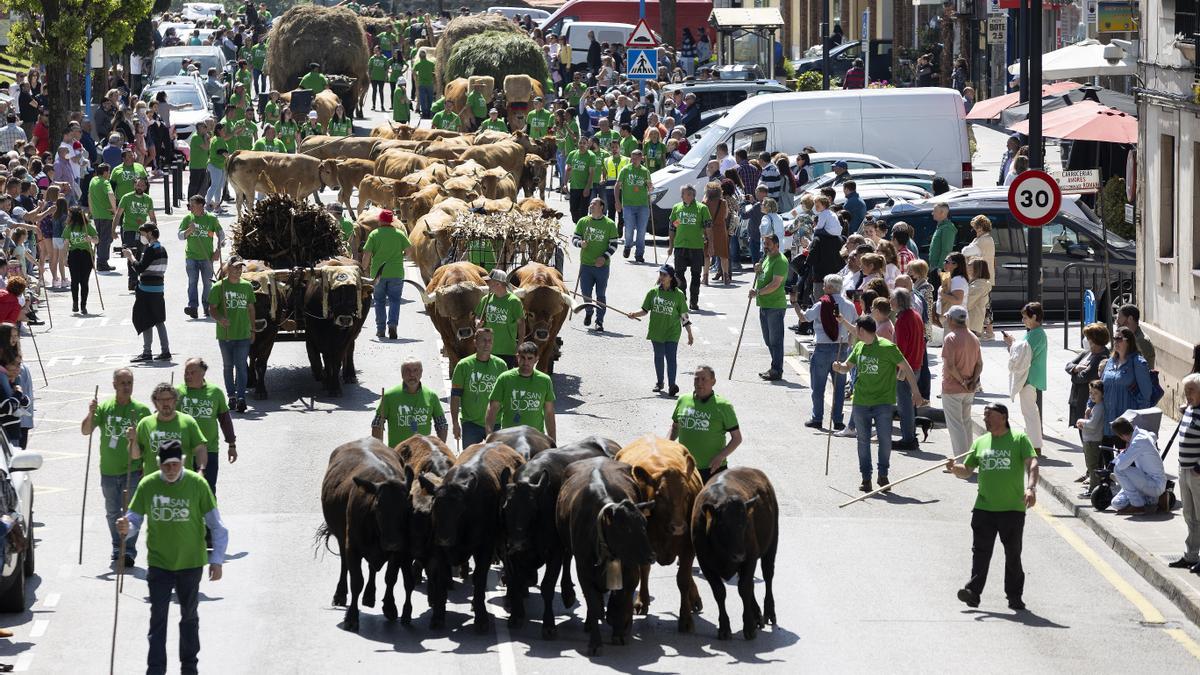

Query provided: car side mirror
[1066,243,1092,259]
[10,451,43,472]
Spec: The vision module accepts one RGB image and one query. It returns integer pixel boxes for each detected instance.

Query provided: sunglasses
[1114,336,1127,341]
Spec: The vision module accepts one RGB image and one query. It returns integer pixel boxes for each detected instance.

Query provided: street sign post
[987,17,1007,44]
[626,48,658,80]
[1008,170,1062,228]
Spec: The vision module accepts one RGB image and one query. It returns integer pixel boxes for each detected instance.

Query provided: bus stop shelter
[708,8,784,79]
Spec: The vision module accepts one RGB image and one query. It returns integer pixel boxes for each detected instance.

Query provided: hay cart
[439,210,566,274]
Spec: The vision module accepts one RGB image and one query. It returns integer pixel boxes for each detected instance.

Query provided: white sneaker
[835,426,857,438]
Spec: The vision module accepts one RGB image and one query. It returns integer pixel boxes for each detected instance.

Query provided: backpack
[1149,369,1166,406]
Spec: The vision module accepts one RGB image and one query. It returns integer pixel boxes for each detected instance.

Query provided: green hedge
[444,30,549,88]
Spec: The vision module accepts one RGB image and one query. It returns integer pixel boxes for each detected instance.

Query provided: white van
[562,21,636,69]
[488,6,552,25]
[649,88,973,228]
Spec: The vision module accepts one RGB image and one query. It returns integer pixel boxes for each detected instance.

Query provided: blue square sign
[626,48,658,80]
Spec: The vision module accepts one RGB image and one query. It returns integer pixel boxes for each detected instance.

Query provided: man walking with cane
[749,232,788,381]
[946,402,1038,611]
[117,439,228,675]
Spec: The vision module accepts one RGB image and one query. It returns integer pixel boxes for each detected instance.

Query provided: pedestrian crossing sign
[627,48,657,80]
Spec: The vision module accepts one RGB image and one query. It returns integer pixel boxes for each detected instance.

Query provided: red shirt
[894,308,925,371]
[0,290,21,325]
[32,120,50,154]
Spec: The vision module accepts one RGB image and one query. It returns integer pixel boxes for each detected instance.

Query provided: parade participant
[946,402,1038,611]
[412,51,436,118]
[360,209,411,340]
[327,203,354,242]
[205,124,231,214]
[479,108,509,133]
[176,358,237,493]
[117,439,227,675]
[178,195,224,320]
[86,163,117,270]
[208,257,255,412]
[1003,302,1046,456]
[465,85,487,130]
[669,365,740,482]
[63,206,98,315]
[1168,374,1200,573]
[629,264,692,396]
[125,224,171,362]
[615,148,651,262]
[299,111,323,139]
[525,97,552,139]
[368,45,389,112]
[451,328,508,446]
[373,357,448,445]
[750,232,788,381]
[391,80,412,125]
[387,52,408,102]
[666,184,712,311]
[803,273,857,430]
[187,123,210,200]
[474,269,525,368]
[262,90,281,127]
[128,383,208,476]
[1108,416,1168,515]
[326,104,352,137]
[250,124,286,153]
[834,316,926,492]
[486,342,556,440]
[431,98,462,132]
[299,62,328,92]
[554,107,580,193]
[277,108,299,153]
[564,132,598,221]
[573,197,619,332]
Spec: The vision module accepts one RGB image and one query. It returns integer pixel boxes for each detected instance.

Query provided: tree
[660,0,676,48]
[3,0,156,142]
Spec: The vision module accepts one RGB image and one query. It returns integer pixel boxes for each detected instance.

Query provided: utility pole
[821,0,830,90]
[1026,0,1043,302]
[1018,0,1029,102]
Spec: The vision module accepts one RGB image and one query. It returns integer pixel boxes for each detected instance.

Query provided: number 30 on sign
[1007,170,1062,228]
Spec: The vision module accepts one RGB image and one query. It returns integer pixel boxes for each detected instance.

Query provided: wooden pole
[79,385,99,564]
[91,251,106,312]
[109,454,134,674]
[25,318,48,387]
[564,289,641,321]
[838,450,973,508]
[727,295,753,380]
[824,428,833,476]
[37,257,53,330]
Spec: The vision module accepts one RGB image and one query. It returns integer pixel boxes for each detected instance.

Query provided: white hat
[308,111,318,119]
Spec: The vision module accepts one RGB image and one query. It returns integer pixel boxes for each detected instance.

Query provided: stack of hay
[434,13,528,91]
[233,194,348,269]
[267,5,368,98]
[446,211,562,269]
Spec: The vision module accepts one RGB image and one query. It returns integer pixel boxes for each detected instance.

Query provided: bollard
[172,161,185,205]
[162,167,172,216]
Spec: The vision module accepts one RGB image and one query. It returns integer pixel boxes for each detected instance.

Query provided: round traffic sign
[1007,169,1062,228]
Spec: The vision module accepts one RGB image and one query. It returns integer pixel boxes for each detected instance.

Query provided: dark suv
[875,198,1135,319]
[657,80,790,119]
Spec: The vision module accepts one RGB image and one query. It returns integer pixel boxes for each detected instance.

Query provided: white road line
[13,653,32,672]
[42,593,60,609]
[486,587,519,675]
[29,620,48,638]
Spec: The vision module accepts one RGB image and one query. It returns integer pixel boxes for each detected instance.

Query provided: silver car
[0,434,43,612]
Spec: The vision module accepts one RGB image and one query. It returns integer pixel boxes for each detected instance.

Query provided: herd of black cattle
[318,426,780,654]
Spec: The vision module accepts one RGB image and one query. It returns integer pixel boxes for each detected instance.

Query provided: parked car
[181,2,223,22]
[151,46,227,81]
[657,79,789,120]
[487,6,551,24]
[804,167,941,193]
[141,77,212,139]
[0,435,43,613]
[793,39,894,84]
[803,152,896,184]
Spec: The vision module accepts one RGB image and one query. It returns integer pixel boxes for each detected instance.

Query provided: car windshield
[678,123,727,170]
[146,87,206,109]
[153,54,221,79]
[1062,209,1133,249]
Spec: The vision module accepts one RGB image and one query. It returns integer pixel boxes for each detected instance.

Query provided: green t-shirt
[251,137,286,153]
[451,355,508,426]
[672,393,739,468]
[565,81,587,107]
[619,135,640,157]
[135,413,208,475]
[475,293,524,356]
[235,68,252,90]
[617,164,651,207]
[339,217,355,242]
[412,59,435,86]
[489,369,556,432]
[466,90,487,119]
[644,141,666,171]
[263,101,280,125]
[556,118,580,154]
[669,201,712,250]
[378,32,395,52]
[65,223,97,252]
[377,384,444,446]
[642,286,687,343]
[388,59,407,84]
[110,163,148,201]
[846,338,906,406]
[232,119,256,150]
[117,192,154,231]
[88,176,115,219]
[1024,326,1047,391]
[94,398,152,476]
[756,253,788,309]
[129,470,217,571]
[208,137,230,170]
[574,215,618,267]
[965,431,1036,512]
[594,129,617,150]
[176,382,228,453]
[363,226,411,279]
[369,55,389,81]
[277,121,298,152]
[180,212,221,260]
[327,118,353,137]
[566,149,598,190]
[299,71,328,92]
[251,43,266,69]
[431,111,461,131]
[208,279,255,341]
[526,109,552,139]
[392,90,411,123]
[188,134,209,169]
[225,94,246,123]
[480,118,509,133]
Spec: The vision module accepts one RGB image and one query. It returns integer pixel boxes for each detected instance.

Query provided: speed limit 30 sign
[1008,170,1062,227]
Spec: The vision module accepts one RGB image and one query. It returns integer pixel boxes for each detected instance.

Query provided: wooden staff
[649,207,659,265]
[110,445,135,674]
[727,294,753,380]
[824,428,833,476]
[37,256,53,330]
[91,251,106,311]
[564,289,641,321]
[24,316,48,387]
[838,450,973,508]
[79,385,99,564]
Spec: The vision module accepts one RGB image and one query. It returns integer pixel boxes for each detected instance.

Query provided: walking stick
[25,319,47,387]
[838,450,972,508]
[37,257,53,330]
[79,385,100,564]
[564,289,641,321]
[649,207,659,265]
[110,453,134,674]
[824,428,833,476]
[91,251,106,312]
[727,295,753,380]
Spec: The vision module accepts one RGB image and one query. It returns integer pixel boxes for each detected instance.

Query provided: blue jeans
[461,420,488,446]
[201,451,219,495]
[852,403,894,480]
[758,307,785,374]
[918,350,932,400]
[218,338,251,400]
[896,379,917,444]
[556,151,567,189]
[205,164,225,209]
[808,343,848,425]
[185,258,213,311]
[622,205,649,257]
[579,263,610,323]
[147,566,203,675]
[101,471,141,557]
[373,277,404,330]
[418,85,434,117]
[651,340,679,387]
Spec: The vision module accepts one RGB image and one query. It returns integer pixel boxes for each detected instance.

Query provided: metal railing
[1062,261,1135,349]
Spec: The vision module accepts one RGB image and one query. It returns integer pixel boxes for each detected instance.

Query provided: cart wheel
[1090,483,1113,511]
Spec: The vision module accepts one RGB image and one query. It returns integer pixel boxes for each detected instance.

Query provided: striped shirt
[134,241,168,292]
[1180,406,1200,470]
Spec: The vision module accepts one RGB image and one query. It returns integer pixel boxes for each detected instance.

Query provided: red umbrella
[965,82,1081,121]
[1008,101,1138,143]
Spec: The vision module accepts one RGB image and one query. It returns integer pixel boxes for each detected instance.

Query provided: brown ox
[515,198,563,220]
[441,175,480,202]
[407,262,489,376]
[472,129,510,146]
[510,131,557,162]
[509,262,572,373]
[614,435,705,633]
[313,90,342,130]
[408,198,472,284]
[350,207,416,260]
[518,156,547,200]
[457,140,526,183]
[388,123,465,142]
[442,77,481,130]
[472,197,514,213]
[373,149,432,181]
[478,167,518,201]
[356,176,406,212]
[415,141,470,163]
[225,150,322,214]
[395,184,445,230]
[319,158,375,217]
[299,136,391,162]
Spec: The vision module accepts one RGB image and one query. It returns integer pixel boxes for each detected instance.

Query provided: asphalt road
[2,108,1199,673]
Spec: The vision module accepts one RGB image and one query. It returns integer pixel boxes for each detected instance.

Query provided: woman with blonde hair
[702,181,730,285]
[962,214,996,338]
[965,257,991,336]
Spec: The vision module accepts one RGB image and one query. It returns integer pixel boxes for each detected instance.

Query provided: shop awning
[965,81,1082,121]
[1007,101,1138,144]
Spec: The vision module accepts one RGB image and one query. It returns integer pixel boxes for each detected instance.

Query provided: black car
[794,40,893,84]
[657,80,790,120]
[875,198,1135,320]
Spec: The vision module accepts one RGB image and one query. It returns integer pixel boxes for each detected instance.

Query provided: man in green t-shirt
[834,316,927,492]
[474,269,526,368]
[111,149,149,202]
[486,342,556,441]
[299,62,328,93]
[564,72,587,110]
[206,124,232,213]
[177,358,238,493]
[946,402,1038,611]
[525,97,552,139]
[412,52,435,118]
[670,365,741,482]
[479,108,509,133]
[431,99,462,132]
[187,122,211,202]
[208,258,256,412]
[178,196,225,319]
[465,86,487,130]
[666,185,712,311]
[564,144,598,222]
[81,367,151,564]
[117,438,227,675]
[262,91,281,127]
[450,328,509,446]
[128,382,209,476]
[115,177,156,244]
[251,41,267,94]
[373,358,448,446]
[87,163,118,270]
[368,45,389,112]
[361,209,411,340]
[572,198,618,332]
[750,233,789,381]
[614,149,652,261]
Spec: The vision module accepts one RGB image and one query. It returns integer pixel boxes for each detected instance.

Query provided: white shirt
[937,275,970,315]
[718,155,737,173]
[814,208,842,237]
[759,212,787,253]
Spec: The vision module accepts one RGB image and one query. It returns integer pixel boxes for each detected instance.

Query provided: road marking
[1032,506,1200,661]
[42,593,60,609]
[33,486,68,496]
[29,620,48,638]
[13,653,32,672]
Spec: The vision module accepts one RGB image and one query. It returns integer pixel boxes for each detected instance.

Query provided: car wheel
[0,554,27,612]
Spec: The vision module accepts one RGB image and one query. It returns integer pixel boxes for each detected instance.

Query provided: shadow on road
[965,608,1069,628]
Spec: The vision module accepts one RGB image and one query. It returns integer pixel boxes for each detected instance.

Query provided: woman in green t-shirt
[64,207,98,314]
[277,108,299,153]
[643,128,667,172]
[326,105,352,137]
[629,265,694,397]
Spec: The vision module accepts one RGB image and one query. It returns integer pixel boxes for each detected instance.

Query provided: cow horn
[744,495,759,509]
[559,290,577,310]
[634,500,655,512]
[511,287,528,300]
[403,279,433,304]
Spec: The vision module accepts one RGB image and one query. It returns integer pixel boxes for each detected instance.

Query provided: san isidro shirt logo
[485,304,511,324]
[651,295,676,316]
[677,407,711,431]
[508,389,543,424]
[977,449,1013,472]
[858,353,882,376]
[224,290,249,310]
[151,494,191,522]
[469,371,498,394]
[396,403,430,433]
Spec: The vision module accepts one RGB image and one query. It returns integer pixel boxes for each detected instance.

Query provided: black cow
[242,268,284,399]
[304,265,371,397]
[487,425,556,459]
[394,435,457,623]
[318,438,414,632]
[502,437,620,637]
[419,441,524,631]
[691,467,779,640]
[556,457,655,655]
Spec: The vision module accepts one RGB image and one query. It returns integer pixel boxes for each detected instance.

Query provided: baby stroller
[1090,407,1180,512]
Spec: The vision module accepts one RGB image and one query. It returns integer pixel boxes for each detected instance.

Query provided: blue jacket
[1101,354,1153,436]
[843,192,866,230]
